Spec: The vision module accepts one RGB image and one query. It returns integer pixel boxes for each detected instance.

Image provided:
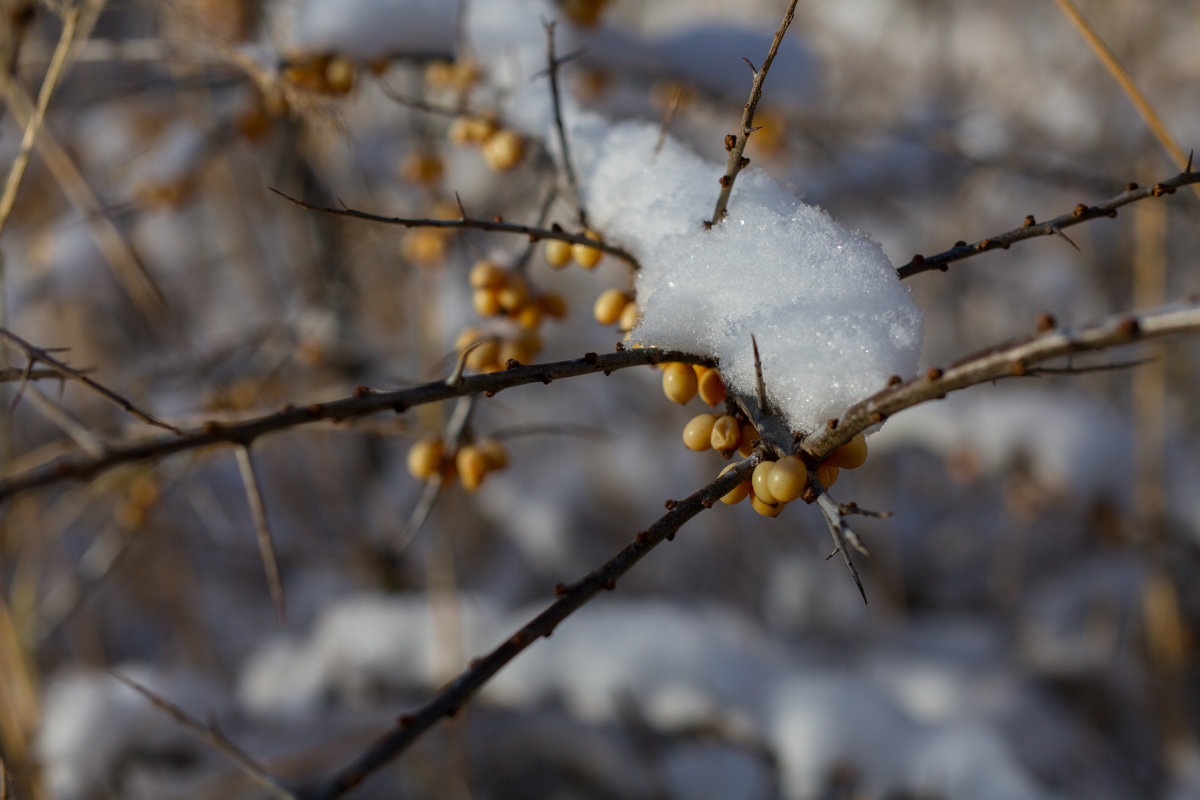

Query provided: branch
[542,20,586,227]
[707,0,799,227]
[270,189,640,269]
[235,445,286,623]
[801,300,1200,462]
[896,167,1200,279]
[110,672,296,800]
[0,347,714,503]
[0,327,182,434]
[295,454,761,800]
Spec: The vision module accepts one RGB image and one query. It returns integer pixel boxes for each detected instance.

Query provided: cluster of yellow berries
[592,288,639,331]
[659,362,728,407]
[448,114,526,172]
[282,54,358,95]
[560,0,612,27]
[406,436,510,492]
[721,433,868,517]
[424,59,482,94]
[455,259,567,370]
[543,232,604,270]
[400,201,461,266]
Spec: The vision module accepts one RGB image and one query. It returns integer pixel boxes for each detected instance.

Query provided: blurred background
[1,0,1199,798]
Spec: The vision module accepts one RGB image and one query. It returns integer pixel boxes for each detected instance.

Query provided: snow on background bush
[9,0,1200,798]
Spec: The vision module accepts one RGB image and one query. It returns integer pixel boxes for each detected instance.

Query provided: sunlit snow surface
[579,122,924,433]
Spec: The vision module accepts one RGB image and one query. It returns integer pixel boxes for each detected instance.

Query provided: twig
[813,483,868,603]
[706,0,798,227]
[110,672,297,800]
[0,367,80,383]
[542,21,586,227]
[394,395,476,553]
[372,73,463,118]
[270,189,640,269]
[235,445,286,623]
[295,454,761,800]
[19,383,106,457]
[801,300,1200,463]
[0,347,715,503]
[653,84,685,157]
[896,167,1200,279]
[0,327,182,434]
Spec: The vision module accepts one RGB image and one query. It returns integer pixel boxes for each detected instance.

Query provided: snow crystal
[578,122,924,435]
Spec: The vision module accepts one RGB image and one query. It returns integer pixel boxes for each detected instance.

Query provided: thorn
[1187,150,1194,174]
[741,56,759,74]
[1050,227,1080,251]
[454,192,467,220]
[751,334,768,414]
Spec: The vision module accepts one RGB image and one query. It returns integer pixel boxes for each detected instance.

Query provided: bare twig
[234,445,286,623]
[110,672,296,800]
[653,84,685,157]
[295,454,761,800]
[19,384,106,457]
[0,367,79,383]
[813,483,868,603]
[394,395,476,553]
[0,327,182,434]
[896,167,1200,279]
[706,0,799,226]
[800,300,1200,463]
[542,21,586,227]
[372,73,463,118]
[270,189,640,269]
[0,347,715,503]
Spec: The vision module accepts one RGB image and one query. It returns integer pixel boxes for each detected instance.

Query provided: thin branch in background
[0,327,182,434]
[234,445,286,624]
[513,187,558,273]
[896,167,1200,279]
[1052,0,1196,192]
[110,672,297,800]
[800,300,1200,463]
[270,189,640,269]
[19,383,106,457]
[295,454,761,800]
[393,395,476,553]
[0,367,78,383]
[541,20,587,227]
[813,483,868,603]
[653,84,685,157]
[706,0,799,227]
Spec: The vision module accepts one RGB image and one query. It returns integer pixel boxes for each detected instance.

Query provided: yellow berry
[751,495,783,517]
[710,415,741,452]
[482,129,525,172]
[815,462,839,489]
[448,115,498,145]
[539,292,568,318]
[465,338,499,370]
[497,339,531,366]
[719,464,750,505]
[401,229,448,265]
[476,438,509,470]
[698,368,727,406]
[544,239,572,269]
[407,437,444,481]
[450,59,481,91]
[473,288,502,317]
[593,289,630,326]
[324,56,356,94]
[455,327,482,351]
[767,456,808,503]
[456,446,489,491]
[496,280,530,314]
[468,260,507,289]
[425,60,455,90]
[661,362,698,404]
[737,423,759,456]
[572,230,603,269]
[401,151,443,185]
[515,304,543,329]
[617,300,639,332]
[751,461,778,505]
[827,433,868,470]
[682,413,717,451]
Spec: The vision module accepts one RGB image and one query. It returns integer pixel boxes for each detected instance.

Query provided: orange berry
[455,327,482,351]
[482,128,525,171]
[751,461,778,505]
[476,438,509,470]
[401,229,448,265]
[719,464,750,505]
[496,280,530,314]
[407,437,445,480]
[751,495,783,517]
[767,456,808,503]
[617,300,639,332]
[324,56,355,94]
[468,260,507,289]
[538,292,568,318]
[425,60,455,90]
[815,462,839,489]
[448,115,498,145]
[515,304,543,329]
[572,230,603,269]
[827,433,868,470]
[473,288,502,317]
[661,362,698,404]
[456,446,489,491]
[737,423,759,456]
[710,415,740,452]
[401,152,444,185]
[544,239,572,268]
[465,338,499,370]
[593,289,630,326]
[698,369,727,406]
[682,413,717,451]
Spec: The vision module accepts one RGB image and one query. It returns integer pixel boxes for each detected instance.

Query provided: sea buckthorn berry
[482,128,525,172]
[751,495,783,517]
[496,280,530,313]
[827,433,868,469]
[515,304,543,330]
[469,260,507,289]
[617,300,639,332]
[752,461,779,505]
[401,230,448,265]
[710,415,740,452]
[698,368,727,406]
[692,364,708,379]
[544,239,572,269]
[476,438,509,470]
[661,362,698,404]
[497,339,531,366]
[815,462,839,489]
[424,60,455,90]
[449,115,498,145]
[450,59,481,91]
[456,445,489,491]
[682,413,717,451]
[737,423,759,456]
[465,338,499,370]
[514,327,543,354]
[473,288,502,317]
[324,56,356,94]
[593,289,630,325]
[455,327,481,351]
[719,464,750,505]
[407,437,444,481]
[539,292,567,318]
[572,230,603,269]
[767,456,808,503]
[401,152,443,185]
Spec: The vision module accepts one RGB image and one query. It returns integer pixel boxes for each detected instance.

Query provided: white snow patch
[289,0,460,60]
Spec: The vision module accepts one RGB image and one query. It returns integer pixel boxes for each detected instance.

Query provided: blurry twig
[19,384,106,457]
[0,327,182,434]
[394,395,475,553]
[707,0,798,226]
[0,367,74,383]
[0,347,717,502]
[234,445,286,623]
[111,672,296,800]
[897,166,1200,279]
[295,454,762,800]
[542,21,586,227]
[271,189,640,269]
